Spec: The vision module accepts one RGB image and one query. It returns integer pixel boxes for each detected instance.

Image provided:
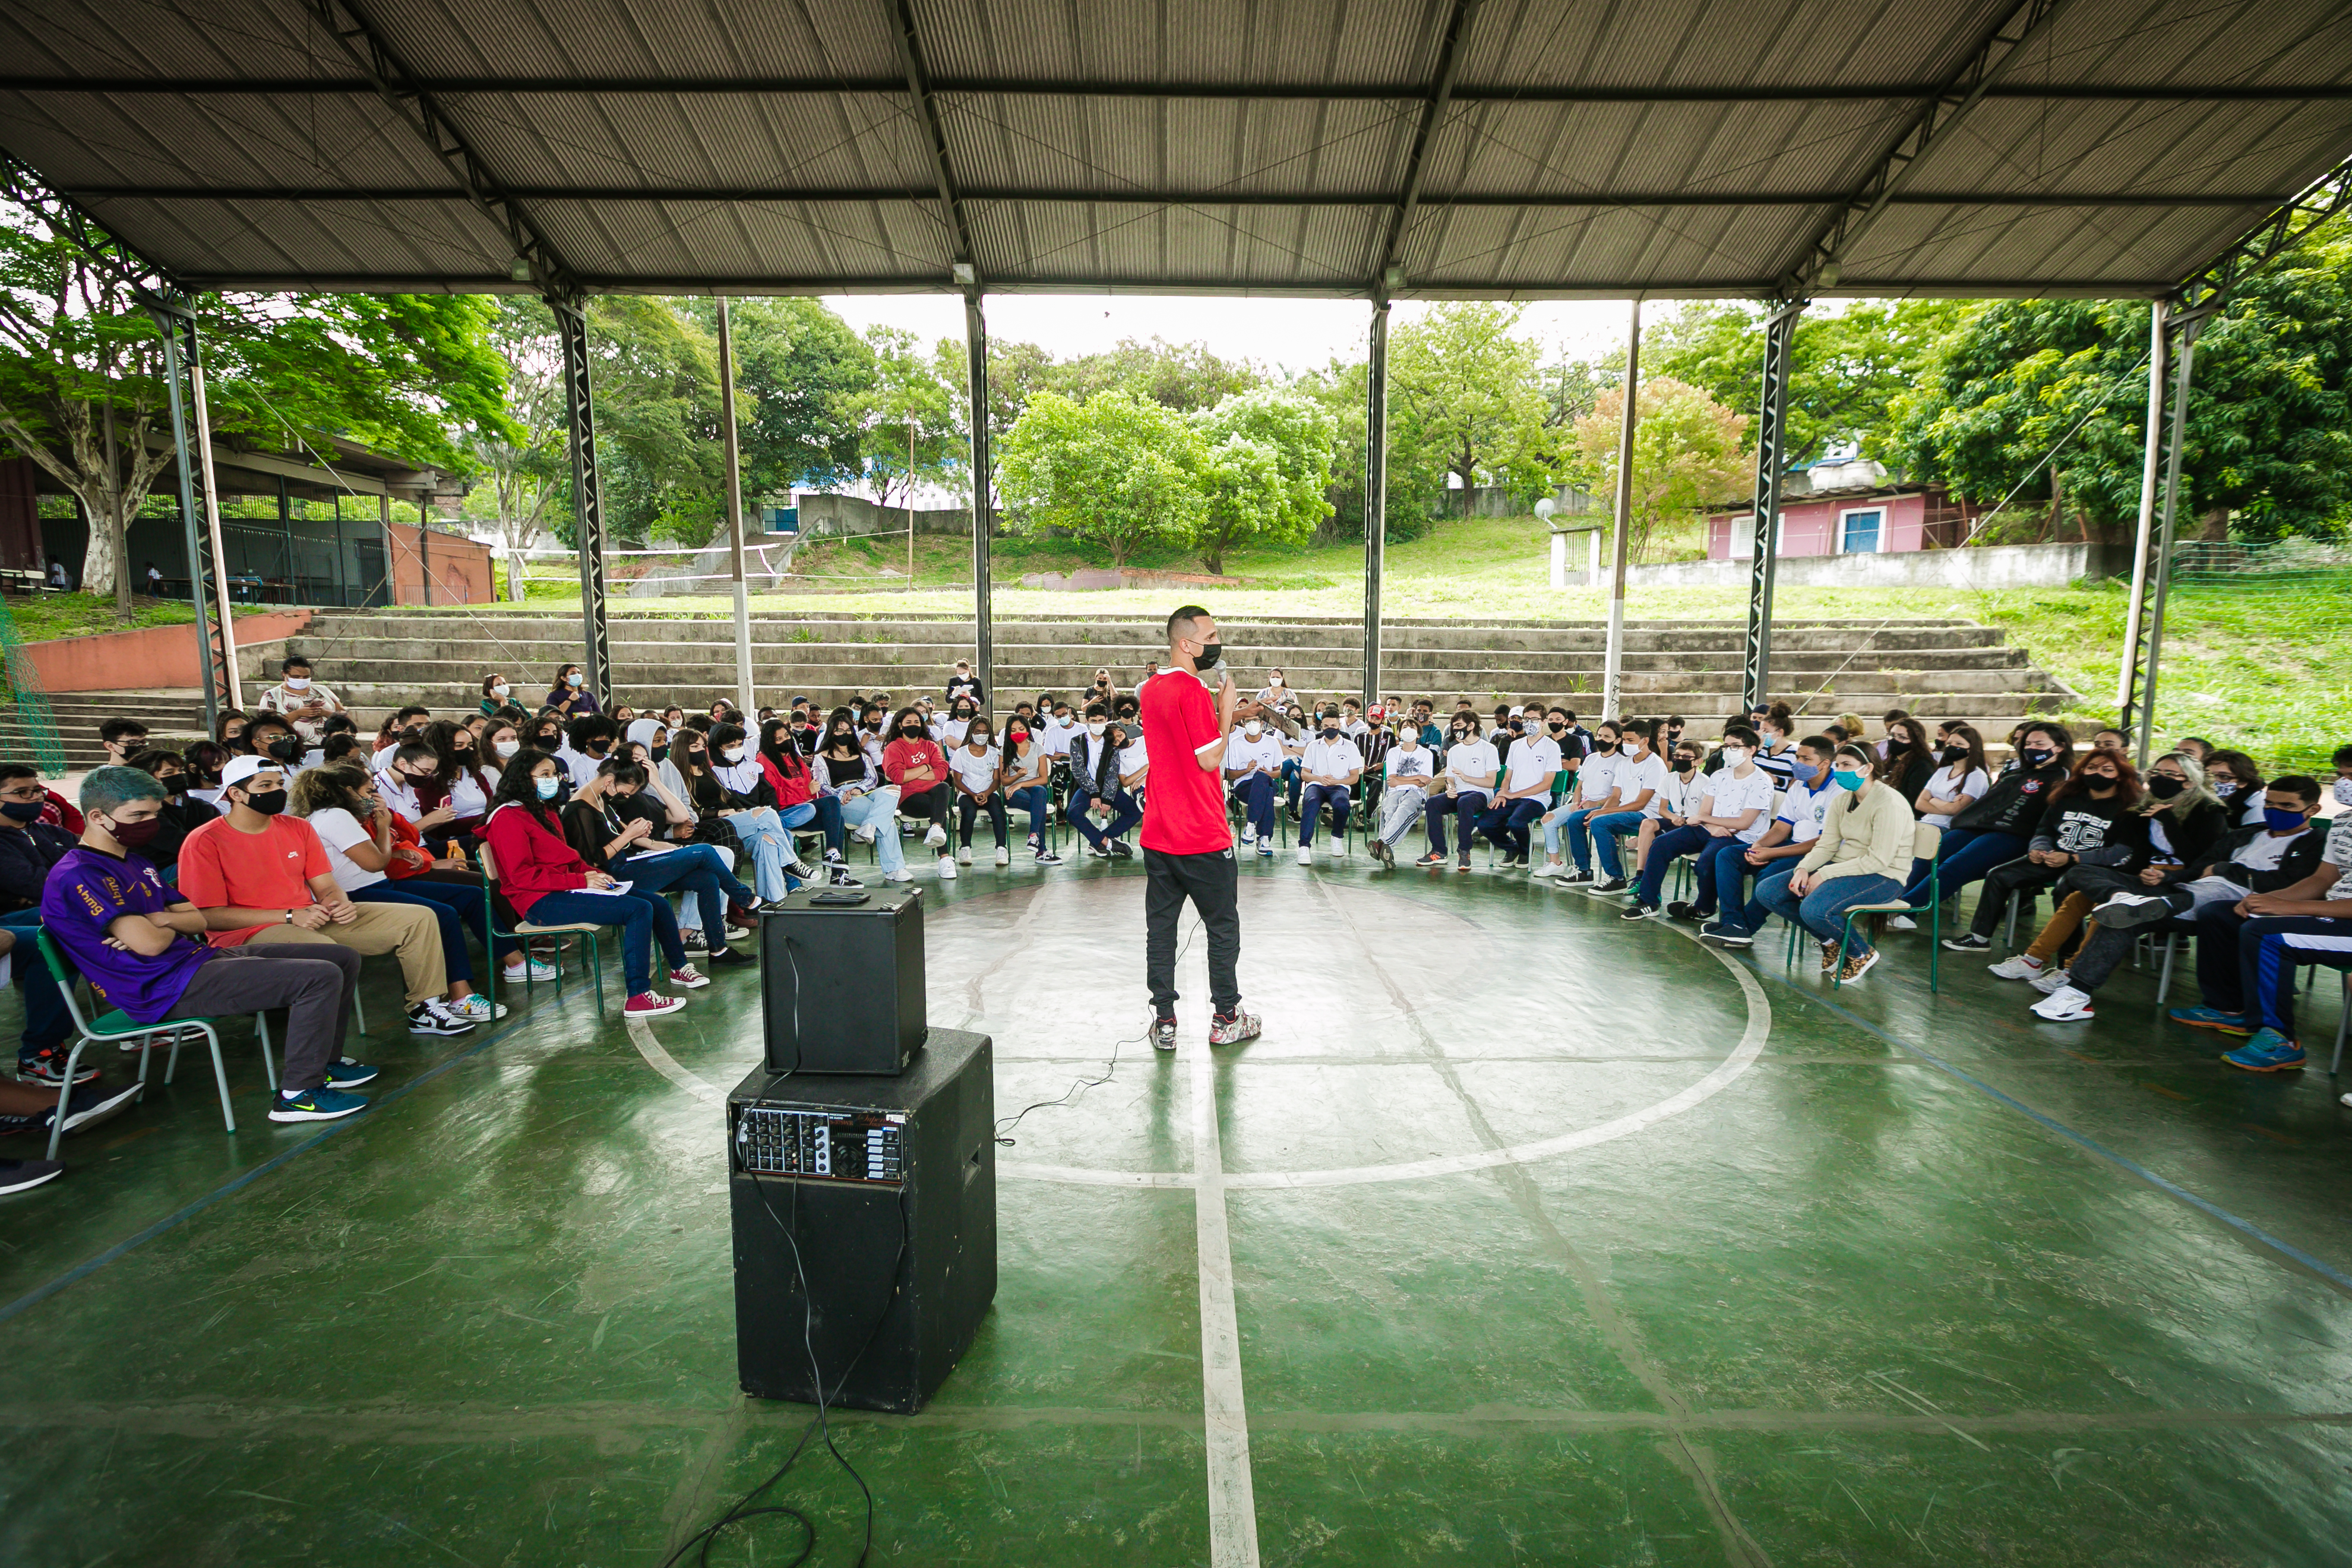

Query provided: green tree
[570,296,722,548]
[999,389,1206,566]
[1387,303,1557,519]
[461,296,566,598]
[1893,250,2352,545]
[1189,387,1336,572]
[0,204,510,615]
[1572,377,1750,562]
[676,297,868,500]
[1045,336,1260,413]
[842,325,962,510]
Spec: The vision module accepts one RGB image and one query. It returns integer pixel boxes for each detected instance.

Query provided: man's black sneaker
[1415,851,1446,867]
[1107,840,1134,859]
[0,1159,64,1194]
[1150,1016,1180,1052]
[1665,900,1705,923]
[2092,892,2177,931]
[1620,902,1659,921]
[707,946,758,966]
[1942,933,1991,952]
[406,1001,475,1037]
[17,1048,99,1088]
[1558,868,1594,886]
[1700,921,1755,949]
[828,867,864,888]
[1589,877,1628,894]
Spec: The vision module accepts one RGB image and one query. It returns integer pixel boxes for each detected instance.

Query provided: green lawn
[488,515,2352,774]
[0,592,282,644]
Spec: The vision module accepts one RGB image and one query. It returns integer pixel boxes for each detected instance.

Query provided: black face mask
[264,735,301,762]
[1940,744,1968,764]
[1192,641,1222,671]
[2022,747,2057,767]
[241,788,288,817]
[901,728,924,740]
[2147,774,2186,799]
[156,775,186,796]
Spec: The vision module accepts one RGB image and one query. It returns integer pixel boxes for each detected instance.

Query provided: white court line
[1191,1033,1262,1568]
[625,1014,726,1105]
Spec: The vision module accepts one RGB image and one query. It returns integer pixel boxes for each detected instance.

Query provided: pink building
[1705,459,1973,561]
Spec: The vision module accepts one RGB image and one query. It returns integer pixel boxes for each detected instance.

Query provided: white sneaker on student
[1885,915,1918,932]
[937,854,957,880]
[994,845,1010,867]
[957,845,973,865]
[884,868,912,883]
[1332,839,1348,857]
[852,824,876,844]
[2029,984,2095,1022]
[1987,954,2044,981]
[924,823,947,849]
[1240,824,1256,845]
[1534,858,1565,879]
[1297,846,1313,866]
[2029,966,2072,996]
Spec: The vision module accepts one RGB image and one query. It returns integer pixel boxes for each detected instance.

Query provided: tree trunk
[2197,505,2231,541]
[2044,467,2065,543]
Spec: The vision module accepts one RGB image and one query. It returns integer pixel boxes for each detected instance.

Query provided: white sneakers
[994,845,1010,867]
[924,823,947,849]
[2029,966,2072,995]
[884,868,912,883]
[937,854,957,880]
[1534,858,1566,879]
[1240,824,1256,845]
[1885,915,1918,932]
[2030,984,2095,1021]
[957,845,973,865]
[1987,954,2044,981]
[1297,846,1313,865]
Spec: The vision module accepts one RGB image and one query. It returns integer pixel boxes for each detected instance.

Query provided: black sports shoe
[707,946,758,966]
[1620,902,1659,922]
[1942,933,1991,952]
[1415,851,1446,867]
[1558,868,1595,887]
[0,1159,65,1194]
[1700,920,1754,949]
[2091,892,2177,931]
[1590,876,1629,894]
[17,1047,99,1088]
[829,866,864,888]
[1107,840,1134,859]
[1665,900,1706,923]
[1150,1016,1180,1052]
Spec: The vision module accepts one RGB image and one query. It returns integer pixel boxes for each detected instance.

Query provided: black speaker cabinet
[727,1028,995,1415]
[759,887,925,1074]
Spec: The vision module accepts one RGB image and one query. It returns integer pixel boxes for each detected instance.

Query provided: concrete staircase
[270,608,2078,734]
[0,689,213,773]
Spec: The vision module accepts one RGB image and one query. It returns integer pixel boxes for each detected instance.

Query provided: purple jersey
[40,846,214,1022]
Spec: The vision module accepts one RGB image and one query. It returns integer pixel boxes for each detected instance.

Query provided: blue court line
[1747,959,2352,1298]
[0,1011,535,1326]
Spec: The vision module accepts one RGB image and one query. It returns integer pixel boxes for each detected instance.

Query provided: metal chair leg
[2332,975,2348,1075]
[254,1013,279,1092]
[45,1038,90,1161]
[2156,931,2180,1006]
[203,1024,234,1133]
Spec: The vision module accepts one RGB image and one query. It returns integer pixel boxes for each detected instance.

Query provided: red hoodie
[482,801,589,917]
[760,747,817,809]
[883,736,949,791]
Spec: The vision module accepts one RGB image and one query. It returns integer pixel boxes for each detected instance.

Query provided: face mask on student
[566,672,583,687]
[1940,744,1968,764]
[1831,767,1865,791]
[969,730,992,747]
[2021,745,2057,767]
[241,788,288,817]
[2263,805,2307,832]
[491,684,510,701]
[535,775,562,801]
[1086,721,1107,738]
[0,799,45,823]
[105,813,166,849]
[156,773,186,796]
[1243,720,1262,738]
[284,675,312,691]
[2212,778,2241,798]
[1619,741,1638,757]
[1321,723,1340,739]
[2146,773,2186,799]
[1719,746,1749,766]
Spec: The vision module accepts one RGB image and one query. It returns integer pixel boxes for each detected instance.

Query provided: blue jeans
[1589,810,1647,879]
[1300,783,1351,846]
[1231,773,1276,839]
[1010,784,1052,843]
[1070,786,1141,850]
[1738,859,1799,935]
[1693,834,1753,918]
[1758,872,1905,955]
[5,908,69,1058]
[619,843,755,950]
[1281,759,1302,814]
[776,796,848,859]
[1477,797,1547,858]
[350,880,520,985]
[524,887,687,998]
[1900,827,2025,908]
[1635,824,1712,908]
[1424,790,1488,858]
[1542,802,1605,864]
[721,807,796,900]
[837,788,903,875]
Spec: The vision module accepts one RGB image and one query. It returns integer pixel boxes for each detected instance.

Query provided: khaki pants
[262,902,447,1004]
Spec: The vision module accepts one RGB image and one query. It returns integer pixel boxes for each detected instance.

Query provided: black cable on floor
[991,915,1200,1147]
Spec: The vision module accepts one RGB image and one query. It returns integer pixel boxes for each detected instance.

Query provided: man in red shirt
[1140,605,1262,1051]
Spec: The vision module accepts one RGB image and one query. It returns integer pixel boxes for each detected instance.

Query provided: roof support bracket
[889,0,979,282]
[1374,0,1481,296]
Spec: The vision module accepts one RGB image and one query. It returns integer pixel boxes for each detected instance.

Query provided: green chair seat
[89,1008,178,1038]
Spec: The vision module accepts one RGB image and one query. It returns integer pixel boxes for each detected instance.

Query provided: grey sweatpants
[163,943,361,1093]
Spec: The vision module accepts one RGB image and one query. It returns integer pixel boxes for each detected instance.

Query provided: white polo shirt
[947,744,1001,793]
[1445,737,1500,791]
[1575,750,1620,805]
[1300,734,1365,782]
[1610,750,1668,811]
[1225,729,1285,777]
[1776,777,1836,845]
[1501,734,1563,797]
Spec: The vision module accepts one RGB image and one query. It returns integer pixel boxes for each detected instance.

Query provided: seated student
[1635,737,1705,877]
[2210,808,2352,1071]
[242,712,307,779]
[1223,713,1285,857]
[1703,734,1839,946]
[180,757,475,1038]
[1295,707,1365,864]
[555,715,620,791]
[483,753,691,1017]
[1067,712,1143,859]
[1278,703,1311,817]
[816,711,909,884]
[1942,748,2143,954]
[2203,748,2269,827]
[937,695,978,749]
[1990,750,2228,985]
[1750,704,1802,786]
[1878,716,1937,807]
[1338,698,1370,745]
[99,718,150,768]
[290,764,511,1019]
[1896,723,2073,911]
[121,748,218,873]
[1539,718,1621,881]
[561,760,757,968]
[1420,713,1499,870]
[1365,724,1437,867]
[1627,726,1772,921]
[1116,717,1150,810]
[0,764,88,1087]
[40,766,374,1124]
[1754,744,1917,982]
[949,714,1012,868]
[997,715,1061,865]
[674,724,804,899]
[1576,720,1670,895]
[881,706,959,880]
[1477,709,1561,870]
[758,717,856,886]
[2028,774,2330,1026]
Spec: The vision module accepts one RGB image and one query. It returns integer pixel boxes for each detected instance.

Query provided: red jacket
[760,748,817,809]
[483,802,589,916]
[882,736,949,791]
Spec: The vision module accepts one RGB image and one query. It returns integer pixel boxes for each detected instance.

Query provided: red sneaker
[624,992,686,1017]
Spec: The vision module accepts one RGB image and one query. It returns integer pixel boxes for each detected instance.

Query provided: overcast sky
[821,292,1659,374]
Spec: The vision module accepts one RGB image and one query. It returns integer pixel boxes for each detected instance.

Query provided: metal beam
[62,183,2296,209]
[1787,0,2084,291]
[154,306,231,733]
[2114,298,2167,733]
[1601,298,1640,721]
[300,0,575,292]
[2175,151,2352,309]
[0,153,183,301]
[1376,0,1481,292]
[20,75,2352,104]
[554,301,611,708]
[1362,302,1390,707]
[1740,301,1806,712]
[717,296,755,719]
[965,293,994,704]
[2128,312,2204,764]
[889,0,977,277]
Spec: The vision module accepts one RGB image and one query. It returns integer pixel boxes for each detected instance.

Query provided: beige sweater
[1795,779,1917,883]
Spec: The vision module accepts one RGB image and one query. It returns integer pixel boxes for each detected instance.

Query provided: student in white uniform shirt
[1702,734,1839,946]
[947,717,1010,867]
[1294,707,1365,863]
[1535,718,1622,880]
[1366,729,1436,867]
[1477,718,1562,870]
[1420,715,1499,870]
[1625,725,1774,920]
[1564,719,1667,894]
[1223,716,1286,856]
[1636,737,1706,881]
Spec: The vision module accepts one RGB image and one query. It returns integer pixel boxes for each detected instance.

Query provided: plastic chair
[1833,822,1946,992]
[34,932,229,1158]
[478,842,606,1014]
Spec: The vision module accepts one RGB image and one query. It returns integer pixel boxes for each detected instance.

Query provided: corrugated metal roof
[5,0,2349,298]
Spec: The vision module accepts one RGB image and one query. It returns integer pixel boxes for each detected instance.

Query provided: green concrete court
[3,862,2350,1566]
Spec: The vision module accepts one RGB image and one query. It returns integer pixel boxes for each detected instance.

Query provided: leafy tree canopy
[998,389,1207,566]
[1190,387,1336,573]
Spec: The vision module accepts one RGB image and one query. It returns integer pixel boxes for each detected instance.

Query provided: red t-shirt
[1139,669,1231,855]
[177,814,332,947]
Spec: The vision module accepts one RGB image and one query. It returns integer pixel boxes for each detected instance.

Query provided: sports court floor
[3,859,2350,1566]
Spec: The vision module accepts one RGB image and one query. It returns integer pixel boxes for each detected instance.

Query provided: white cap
[220,755,280,791]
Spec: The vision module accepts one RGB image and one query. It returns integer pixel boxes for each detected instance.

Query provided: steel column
[717,296,755,717]
[2115,298,2168,726]
[1740,300,1806,712]
[1362,302,1390,706]
[554,298,611,707]
[964,292,994,702]
[2131,312,2203,766]
[1602,299,1641,719]
[154,309,225,735]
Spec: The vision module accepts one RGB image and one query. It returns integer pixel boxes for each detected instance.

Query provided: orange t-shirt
[176,815,331,947]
